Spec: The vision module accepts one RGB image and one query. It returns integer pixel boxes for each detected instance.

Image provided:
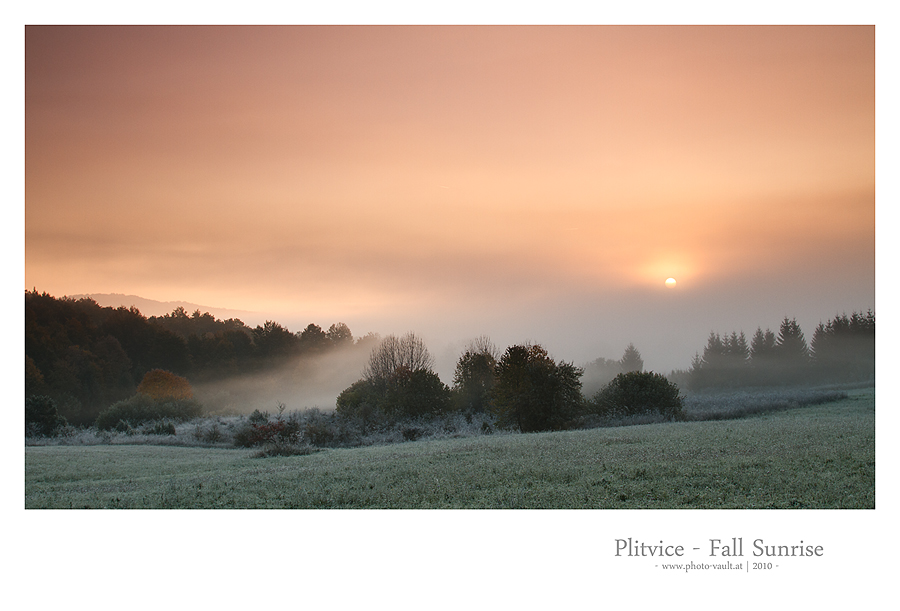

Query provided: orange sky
[25,25,875,372]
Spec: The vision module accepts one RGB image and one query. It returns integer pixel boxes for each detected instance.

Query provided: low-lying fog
[189,330,671,416]
[191,345,373,415]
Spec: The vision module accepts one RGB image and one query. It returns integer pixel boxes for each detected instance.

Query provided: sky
[24,25,875,375]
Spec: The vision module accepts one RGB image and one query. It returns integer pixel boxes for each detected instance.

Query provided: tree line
[332,310,875,435]
[25,290,375,425]
[26,290,875,430]
[336,333,682,434]
[687,312,875,389]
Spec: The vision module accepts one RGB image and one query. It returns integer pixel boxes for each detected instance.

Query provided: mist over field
[65,287,875,417]
[252,272,876,390]
[191,343,372,414]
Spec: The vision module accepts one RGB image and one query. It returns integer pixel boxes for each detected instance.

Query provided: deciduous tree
[326,322,354,347]
[363,332,434,384]
[298,323,330,354]
[452,337,499,413]
[253,320,298,361]
[491,344,583,432]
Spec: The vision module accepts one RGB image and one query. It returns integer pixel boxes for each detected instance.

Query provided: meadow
[25,388,874,509]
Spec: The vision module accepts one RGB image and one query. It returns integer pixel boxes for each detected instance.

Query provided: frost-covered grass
[25,388,874,509]
[25,417,240,448]
[27,387,850,450]
[681,388,850,421]
[25,409,502,450]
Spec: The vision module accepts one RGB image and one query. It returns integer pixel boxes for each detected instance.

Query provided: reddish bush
[233,411,302,448]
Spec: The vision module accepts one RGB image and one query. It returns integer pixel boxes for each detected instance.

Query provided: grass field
[25,388,875,509]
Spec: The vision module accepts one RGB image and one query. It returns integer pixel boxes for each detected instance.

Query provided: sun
[665,277,677,288]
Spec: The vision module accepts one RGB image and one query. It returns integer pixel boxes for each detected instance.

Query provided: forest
[25,290,875,434]
[684,312,875,389]
[25,290,379,425]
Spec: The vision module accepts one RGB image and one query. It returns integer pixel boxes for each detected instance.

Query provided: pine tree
[811,311,875,382]
[771,317,809,384]
[620,343,644,373]
[775,317,809,362]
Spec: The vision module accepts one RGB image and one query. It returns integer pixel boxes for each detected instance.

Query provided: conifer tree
[775,317,809,362]
[620,343,644,373]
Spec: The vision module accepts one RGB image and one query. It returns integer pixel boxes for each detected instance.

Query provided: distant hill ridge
[69,293,259,324]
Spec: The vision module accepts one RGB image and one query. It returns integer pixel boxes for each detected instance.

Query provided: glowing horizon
[25,25,874,372]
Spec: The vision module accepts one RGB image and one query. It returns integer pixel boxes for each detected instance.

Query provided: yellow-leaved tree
[136,369,193,401]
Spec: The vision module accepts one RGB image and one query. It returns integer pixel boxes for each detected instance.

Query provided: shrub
[303,409,340,446]
[335,379,380,420]
[232,423,257,448]
[193,422,223,443]
[95,393,203,430]
[136,369,193,400]
[402,426,425,441]
[248,409,270,425]
[26,395,68,437]
[144,420,177,435]
[232,405,302,448]
[115,420,136,435]
[251,441,317,458]
[592,371,685,420]
[234,421,282,447]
